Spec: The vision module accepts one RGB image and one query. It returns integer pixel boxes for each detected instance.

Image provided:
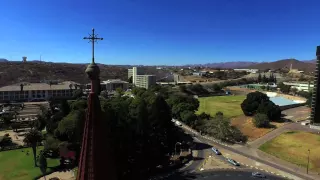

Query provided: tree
[180,111,197,125]
[212,84,222,92]
[128,76,133,83]
[11,123,20,132]
[253,113,270,128]
[38,151,48,177]
[262,74,268,83]
[278,82,291,94]
[256,101,281,121]
[241,91,270,116]
[23,129,43,167]
[72,89,83,99]
[100,90,109,99]
[257,73,262,83]
[215,111,224,116]
[198,112,211,120]
[0,135,13,148]
[116,88,124,97]
[291,87,298,95]
[203,114,247,143]
[179,85,187,93]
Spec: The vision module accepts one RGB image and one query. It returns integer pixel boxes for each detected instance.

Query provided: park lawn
[0,147,59,180]
[197,95,246,118]
[259,131,320,172]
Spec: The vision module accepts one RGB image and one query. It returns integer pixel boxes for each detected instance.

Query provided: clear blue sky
[1,0,320,65]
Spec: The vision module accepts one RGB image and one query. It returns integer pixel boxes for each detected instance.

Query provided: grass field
[197,95,246,118]
[0,147,59,180]
[259,131,320,172]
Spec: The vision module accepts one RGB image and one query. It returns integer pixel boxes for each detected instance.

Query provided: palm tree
[23,129,43,167]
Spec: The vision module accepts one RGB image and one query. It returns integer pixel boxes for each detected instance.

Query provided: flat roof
[0,81,80,91]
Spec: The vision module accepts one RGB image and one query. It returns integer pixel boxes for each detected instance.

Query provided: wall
[279,103,307,111]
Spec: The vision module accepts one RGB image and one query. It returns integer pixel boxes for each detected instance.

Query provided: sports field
[197,95,246,118]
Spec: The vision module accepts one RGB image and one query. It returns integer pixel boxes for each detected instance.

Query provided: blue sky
[0,0,320,65]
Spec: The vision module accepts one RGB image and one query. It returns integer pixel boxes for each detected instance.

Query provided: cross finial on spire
[83,28,103,64]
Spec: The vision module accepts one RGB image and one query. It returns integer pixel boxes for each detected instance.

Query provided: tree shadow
[192,142,212,151]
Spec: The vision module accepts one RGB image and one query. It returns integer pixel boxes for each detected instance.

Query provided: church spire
[77,28,117,180]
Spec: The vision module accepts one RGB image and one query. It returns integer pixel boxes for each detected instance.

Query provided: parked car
[175,121,182,126]
[252,172,266,178]
[211,147,221,155]
[226,158,239,166]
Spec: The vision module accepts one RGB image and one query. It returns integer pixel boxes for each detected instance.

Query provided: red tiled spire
[77,29,117,180]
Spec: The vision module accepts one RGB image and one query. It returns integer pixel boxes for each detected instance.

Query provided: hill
[245,59,315,72]
[185,61,259,69]
[0,62,128,87]
[0,62,171,87]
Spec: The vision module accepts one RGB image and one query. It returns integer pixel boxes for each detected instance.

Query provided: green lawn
[197,95,246,118]
[0,147,60,180]
[259,131,320,172]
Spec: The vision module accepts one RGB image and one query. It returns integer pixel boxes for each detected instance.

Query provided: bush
[253,113,270,128]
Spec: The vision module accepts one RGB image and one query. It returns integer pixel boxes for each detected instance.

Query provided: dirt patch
[231,116,286,141]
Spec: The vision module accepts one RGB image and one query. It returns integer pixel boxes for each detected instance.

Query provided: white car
[252,172,266,178]
[175,121,182,126]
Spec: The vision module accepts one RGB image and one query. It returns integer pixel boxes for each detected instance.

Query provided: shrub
[253,113,270,128]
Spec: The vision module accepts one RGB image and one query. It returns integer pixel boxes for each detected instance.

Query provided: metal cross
[83,28,103,64]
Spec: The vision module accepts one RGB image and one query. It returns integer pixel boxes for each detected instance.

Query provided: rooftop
[102,79,129,84]
[0,81,80,91]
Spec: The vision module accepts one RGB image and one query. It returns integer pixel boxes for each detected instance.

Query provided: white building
[0,81,79,102]
[234,69,259,73]
[283,82,314,92]
[85,79,129,93]
[128,67,156,89]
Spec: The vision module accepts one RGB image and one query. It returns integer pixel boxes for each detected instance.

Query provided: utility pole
[307,149,310,174]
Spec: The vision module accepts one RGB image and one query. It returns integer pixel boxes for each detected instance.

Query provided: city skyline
[1,0,320,65]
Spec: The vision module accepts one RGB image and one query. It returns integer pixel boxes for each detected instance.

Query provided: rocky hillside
[246,59,315,73]
[0,62,128,87]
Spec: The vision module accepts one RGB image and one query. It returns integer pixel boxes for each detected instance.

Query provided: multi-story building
[85,79,129,93]
[0,81,80,102]
[283,82,314,92]
[128,67,156,89]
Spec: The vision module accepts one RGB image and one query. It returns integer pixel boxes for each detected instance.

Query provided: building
[192,71,207,76]
[128,67,156,89]
[0,81,79,102]
[234,69,259,73]
[22,56,27,62]
[85,79,129,93]
[283,82,314,92]
[310,46,320,126]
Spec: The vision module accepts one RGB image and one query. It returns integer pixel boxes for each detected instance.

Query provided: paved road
[192,131,314,180]
[183,137,207,172]
[166,170,286,180]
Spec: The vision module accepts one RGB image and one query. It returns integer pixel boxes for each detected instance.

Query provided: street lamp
[175,142,182,155]
[307,149,310,174]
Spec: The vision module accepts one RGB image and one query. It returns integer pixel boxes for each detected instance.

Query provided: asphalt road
[194,133,313,180]
[166,170,286,180]
[183,137,207,172]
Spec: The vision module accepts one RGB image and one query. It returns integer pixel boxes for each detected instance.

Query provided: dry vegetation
[259,131,320,172]
[231,116,286,141]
